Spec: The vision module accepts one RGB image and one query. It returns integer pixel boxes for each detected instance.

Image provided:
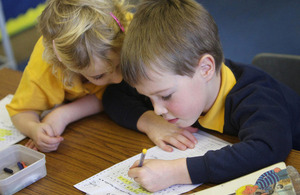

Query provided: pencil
[138,148,147,167]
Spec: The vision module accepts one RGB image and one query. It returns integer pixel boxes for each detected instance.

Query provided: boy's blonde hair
[39,0,131,86]
[121,0,224,86]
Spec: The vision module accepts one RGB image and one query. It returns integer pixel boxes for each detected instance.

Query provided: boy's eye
[162,94,172,101]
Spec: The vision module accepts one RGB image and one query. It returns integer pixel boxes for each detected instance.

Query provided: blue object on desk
[3,167,13,174]
[17,162,24,170]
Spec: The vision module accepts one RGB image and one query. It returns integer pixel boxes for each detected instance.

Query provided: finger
[128,165,140,178]
[43,136,64,145]
[184,126,199,133]
[129,160,141,169]
[25,139,35,148]
[182,130,198,145]
[38,142,60,152]
[133,176,143,186]
[36,136,63,152]
[28,141,38,151]
[42,124,56,137]
[25,139,32,147]
[155,140,174,152]
[165,136,188,151]
[176,133,196,149]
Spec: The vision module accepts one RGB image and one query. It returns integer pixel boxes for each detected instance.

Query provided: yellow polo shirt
[198,64,237,133]
[6,37,107,117]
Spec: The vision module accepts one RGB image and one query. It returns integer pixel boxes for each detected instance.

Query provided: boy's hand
[137,111,198,152]
[146,126,198,152]
[128,158,191,192]
[30,122,64,152]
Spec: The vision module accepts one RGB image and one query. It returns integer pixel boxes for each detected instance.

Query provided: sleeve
[91,85,108,100]
[6,68,65,117]
[6,39,65,117]
[186,80,294,184]
[102,80,153,131]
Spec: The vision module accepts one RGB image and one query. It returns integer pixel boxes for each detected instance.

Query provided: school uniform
[6,37,107,117]
[102,59,300,184]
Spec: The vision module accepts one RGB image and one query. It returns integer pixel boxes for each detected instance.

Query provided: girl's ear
[52,40,62,62]
[195,54,216,81]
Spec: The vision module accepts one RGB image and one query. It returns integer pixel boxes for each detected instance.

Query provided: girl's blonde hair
[38,0,131,86]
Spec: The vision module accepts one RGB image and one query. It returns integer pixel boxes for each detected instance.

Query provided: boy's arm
[103,81,198,151]
[186,84,296,184]
[103,80,151,131]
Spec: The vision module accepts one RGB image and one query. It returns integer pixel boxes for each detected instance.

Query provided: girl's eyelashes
[93,74,105,80]
[162,94,172,101]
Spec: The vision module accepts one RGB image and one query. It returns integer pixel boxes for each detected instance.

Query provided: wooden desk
[1,67,300,194]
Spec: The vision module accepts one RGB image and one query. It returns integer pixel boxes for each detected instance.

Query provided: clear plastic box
[0,144,47,195]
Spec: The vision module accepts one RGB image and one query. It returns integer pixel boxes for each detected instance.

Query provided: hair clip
[110,12,124,32]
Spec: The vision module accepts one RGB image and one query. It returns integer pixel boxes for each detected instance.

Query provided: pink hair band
[110,12,124,32]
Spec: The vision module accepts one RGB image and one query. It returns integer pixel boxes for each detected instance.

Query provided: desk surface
[1,67,300,194]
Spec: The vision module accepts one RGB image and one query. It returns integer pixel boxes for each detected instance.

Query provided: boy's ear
[196,54,216,81]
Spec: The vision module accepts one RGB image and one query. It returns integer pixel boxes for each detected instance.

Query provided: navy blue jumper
[103,59,300,184]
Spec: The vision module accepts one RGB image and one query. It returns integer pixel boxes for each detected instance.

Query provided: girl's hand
[42,94,102,137]
[25,139,38,151]
[30,122,64,152]
[42,106,68,137]
[128,158,191,192]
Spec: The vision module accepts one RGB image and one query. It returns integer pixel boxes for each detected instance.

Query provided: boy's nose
[153,101,167,116]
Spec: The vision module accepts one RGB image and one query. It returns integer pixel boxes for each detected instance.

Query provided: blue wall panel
[2,0,46,21]
[197,0,300,64]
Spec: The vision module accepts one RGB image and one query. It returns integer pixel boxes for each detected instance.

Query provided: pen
[138,148,147,167]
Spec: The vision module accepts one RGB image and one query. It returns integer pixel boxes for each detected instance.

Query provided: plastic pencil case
[0,144,47,195]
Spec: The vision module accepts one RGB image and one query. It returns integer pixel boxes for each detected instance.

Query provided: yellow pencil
[138,149,147,167]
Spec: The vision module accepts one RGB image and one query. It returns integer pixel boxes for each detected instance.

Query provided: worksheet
[0,94,25,150]
[74,131,231,195]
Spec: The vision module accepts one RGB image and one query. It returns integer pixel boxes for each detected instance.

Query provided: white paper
[0,94,26,150]
[74,131,230,195]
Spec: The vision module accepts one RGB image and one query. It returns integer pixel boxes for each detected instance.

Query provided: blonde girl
[6,0,132,152]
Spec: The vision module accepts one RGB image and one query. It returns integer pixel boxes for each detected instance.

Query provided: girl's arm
[11,94,102,152]
[48,94,103,126]
[11,111,63,152]
[42,94,103,136]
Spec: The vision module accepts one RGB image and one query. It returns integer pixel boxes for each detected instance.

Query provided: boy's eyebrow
[150,88,170,96]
